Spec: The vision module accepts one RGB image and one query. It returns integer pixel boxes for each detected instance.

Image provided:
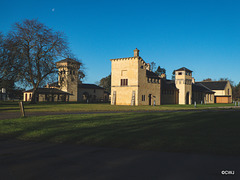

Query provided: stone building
[174,67,193,104]
[161,79,179,105]
[192,83,215,104]
[24,58,107,102]
[110,49,232,105]
[195,81,232,103]
[23,88,71,102]
[111,48,161,105]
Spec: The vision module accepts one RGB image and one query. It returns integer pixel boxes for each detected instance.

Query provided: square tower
[175,67,193,104]
[56,58,80,101]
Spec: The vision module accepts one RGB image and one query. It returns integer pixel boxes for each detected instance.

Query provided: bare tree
[233,82,240,101]
[150,61,156,72]
[1,19,82,103]
[0,32,5,79]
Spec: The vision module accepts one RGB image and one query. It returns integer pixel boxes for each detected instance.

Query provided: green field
[1,111,240,155]
[0,101,236,113]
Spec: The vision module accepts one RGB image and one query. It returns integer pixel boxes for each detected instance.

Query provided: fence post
[19,101,25,117]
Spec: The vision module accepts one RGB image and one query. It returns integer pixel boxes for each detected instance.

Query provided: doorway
[148,94,152,105]
[186,92,189,104]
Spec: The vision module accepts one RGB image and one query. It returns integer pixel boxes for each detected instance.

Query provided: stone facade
[196,81,232,103]
[111,48,161,106]
[110,49,232,105]
[161,79,179,105]
[175,67,193,105]
[56,59,80,101]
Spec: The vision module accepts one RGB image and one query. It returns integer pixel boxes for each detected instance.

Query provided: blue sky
[1,0,240,85]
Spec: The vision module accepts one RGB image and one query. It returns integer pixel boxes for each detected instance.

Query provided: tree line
[0,19,84,103]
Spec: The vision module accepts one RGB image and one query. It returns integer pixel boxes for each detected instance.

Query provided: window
[178,72,182,75]
[140,66,143,69]
[121,70,127,76]
[228,89,230,95]
[121,79,128,86]
[142,95,145,101]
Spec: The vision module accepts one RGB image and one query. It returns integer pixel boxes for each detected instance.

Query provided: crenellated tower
[110,48,161,106]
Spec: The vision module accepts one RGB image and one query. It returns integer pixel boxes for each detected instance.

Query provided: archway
[82,92,89,102]
[186,92,189,105]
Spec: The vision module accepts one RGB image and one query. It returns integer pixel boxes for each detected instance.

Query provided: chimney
[192,77,195,84]
[46,83,50,88]
[134,48,139,57]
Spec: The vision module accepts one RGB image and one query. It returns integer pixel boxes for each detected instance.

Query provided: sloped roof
[175,67,193,72]
[196,81,228,90]
[146,70,161,79]
[161,79,178,90]
[24,88,71,95]
[192,83,215,93]
[78,83,104,89]
[56,58,81,65]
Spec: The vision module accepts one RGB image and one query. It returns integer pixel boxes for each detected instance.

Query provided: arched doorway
[186,92,189,105]
[82,92,89,102]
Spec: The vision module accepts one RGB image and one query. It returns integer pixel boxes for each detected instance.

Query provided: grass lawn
[0,101,236,113]
[1,111,240,155]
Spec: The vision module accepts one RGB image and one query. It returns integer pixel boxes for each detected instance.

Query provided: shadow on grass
[1,111,240,155]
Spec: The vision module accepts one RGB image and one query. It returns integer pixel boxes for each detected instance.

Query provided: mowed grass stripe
[0,101,236,113]
[0,111,240,155]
